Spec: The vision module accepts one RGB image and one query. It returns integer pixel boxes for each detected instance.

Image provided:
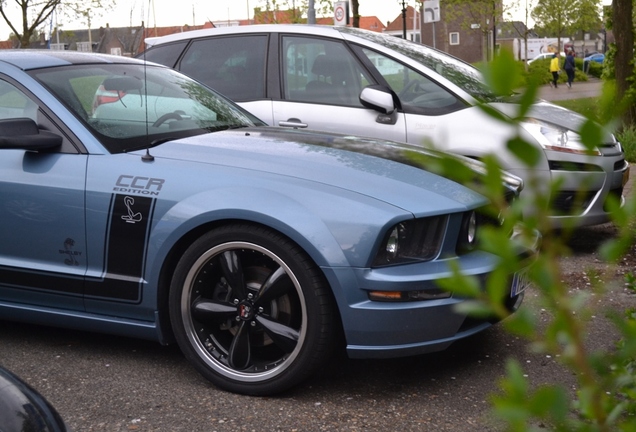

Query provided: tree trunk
[613,0,635,127]
[352,0,359,28]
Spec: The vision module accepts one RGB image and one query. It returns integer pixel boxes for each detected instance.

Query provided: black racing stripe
[0,267,83,295]
[85,194,156,302]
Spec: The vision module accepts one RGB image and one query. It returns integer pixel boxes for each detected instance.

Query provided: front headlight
[372,216,447,267]
[520,118,601,156]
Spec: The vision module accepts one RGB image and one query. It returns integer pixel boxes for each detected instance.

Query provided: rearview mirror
[102,76,143,92]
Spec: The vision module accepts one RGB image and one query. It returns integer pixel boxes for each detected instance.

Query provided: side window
[282,36,373,107]
[178,35,267,101]
[143,41,189,68]
[360,48,465,115]
[0,80,38,121]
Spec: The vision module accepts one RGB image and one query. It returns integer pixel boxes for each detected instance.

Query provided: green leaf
[579,119,603,153]
[507,136,542,167]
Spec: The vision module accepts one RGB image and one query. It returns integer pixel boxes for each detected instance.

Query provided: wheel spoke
[228,321,251,370]
[219,250,246,299]
[256,266,289,303]
[255,315,299,353]
[192,298,236,322]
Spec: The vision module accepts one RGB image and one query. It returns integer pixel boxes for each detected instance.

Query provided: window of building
[449,32,460,45]
[77,41,92,52]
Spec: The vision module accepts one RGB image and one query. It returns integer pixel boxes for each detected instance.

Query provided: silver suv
[143,24,629,227]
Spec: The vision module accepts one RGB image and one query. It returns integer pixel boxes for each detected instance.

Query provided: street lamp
[399,0,407,39]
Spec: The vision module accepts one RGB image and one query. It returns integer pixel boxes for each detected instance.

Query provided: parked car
[527,51,565,64]
[584,53,605,64]
[0,51,536,395]
[143,25,628,228]
[0,366,70,431]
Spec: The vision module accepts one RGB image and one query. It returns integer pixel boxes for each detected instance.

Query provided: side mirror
[360,85,397,115]
[0,118,62,151]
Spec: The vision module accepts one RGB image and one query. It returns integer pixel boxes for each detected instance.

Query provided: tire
[169,224,337,395]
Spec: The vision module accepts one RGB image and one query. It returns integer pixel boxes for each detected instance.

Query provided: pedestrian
[549,53,560,88]
[564,50,575,88]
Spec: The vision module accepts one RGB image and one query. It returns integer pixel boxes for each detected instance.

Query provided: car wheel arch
[152,218,348,343]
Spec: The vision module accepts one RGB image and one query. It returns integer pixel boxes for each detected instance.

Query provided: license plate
[511,271,530,297]
[622,167,630,187]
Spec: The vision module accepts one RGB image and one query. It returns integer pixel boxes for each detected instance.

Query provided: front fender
[144,182,408,289]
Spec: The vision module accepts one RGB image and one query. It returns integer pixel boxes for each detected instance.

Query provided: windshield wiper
[205,124,249,132]
[124,137,176,153]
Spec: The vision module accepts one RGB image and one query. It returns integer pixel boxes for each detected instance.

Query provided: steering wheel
[398,79,422,99]
[152,112,183,128]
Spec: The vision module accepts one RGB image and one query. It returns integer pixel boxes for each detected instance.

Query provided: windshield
[340,27,501,103]
[30,64,264,153]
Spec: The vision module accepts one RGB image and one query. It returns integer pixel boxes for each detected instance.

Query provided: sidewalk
[538,77,603,102]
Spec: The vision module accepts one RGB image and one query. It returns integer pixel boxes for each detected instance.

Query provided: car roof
[145,24,346,47]
[0,50,146,71]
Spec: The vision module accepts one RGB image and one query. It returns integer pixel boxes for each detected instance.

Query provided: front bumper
[323,230,537,359]
[546,146,628,227]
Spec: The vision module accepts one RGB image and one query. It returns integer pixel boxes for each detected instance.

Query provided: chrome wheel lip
[180,241,308,383]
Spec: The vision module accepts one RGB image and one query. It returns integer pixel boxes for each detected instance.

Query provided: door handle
[278,118,308,129]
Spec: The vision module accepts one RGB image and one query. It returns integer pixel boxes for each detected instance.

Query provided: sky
[0,0,614,40]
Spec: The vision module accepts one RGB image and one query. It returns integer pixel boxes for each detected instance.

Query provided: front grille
[551,190,596,215]
[548,161,602,172]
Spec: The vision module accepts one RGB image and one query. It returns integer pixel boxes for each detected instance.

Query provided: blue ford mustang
[0,51,535,395]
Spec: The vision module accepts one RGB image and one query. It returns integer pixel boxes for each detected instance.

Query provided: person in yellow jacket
[549,53,561,88]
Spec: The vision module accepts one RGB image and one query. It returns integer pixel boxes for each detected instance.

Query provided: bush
[617,125,636,163]
[523,58,588,86]
[446,51,636,431]
[583,60,605,79]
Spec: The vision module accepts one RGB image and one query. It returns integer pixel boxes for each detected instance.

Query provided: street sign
[334,1,349,26]
[423,0,440,23]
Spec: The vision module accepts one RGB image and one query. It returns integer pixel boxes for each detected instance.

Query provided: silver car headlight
[372,216,447,267]
[520,118,601,156]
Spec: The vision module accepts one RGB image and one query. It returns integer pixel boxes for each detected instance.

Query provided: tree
[501,0,537,67]
[253,0,333,24]
[0,0,114,48]
[352,0,359,28]
[573,0,602,37]
[610,0,636,127]
[531,0,578,52]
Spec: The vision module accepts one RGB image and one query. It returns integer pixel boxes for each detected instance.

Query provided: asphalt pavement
[538,77,603,101]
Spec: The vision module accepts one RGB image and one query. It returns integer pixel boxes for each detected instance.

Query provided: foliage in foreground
[433,50,636,431]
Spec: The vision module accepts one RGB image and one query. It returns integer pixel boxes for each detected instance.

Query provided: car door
[352,46,470,150]
[0,78,87,310]
[271,35,408,142]
[175,34,273,123]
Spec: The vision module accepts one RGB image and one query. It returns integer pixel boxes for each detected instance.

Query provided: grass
[553,97,600,122]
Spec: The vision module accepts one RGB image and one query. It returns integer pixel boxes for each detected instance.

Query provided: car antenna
[141,11,154,162]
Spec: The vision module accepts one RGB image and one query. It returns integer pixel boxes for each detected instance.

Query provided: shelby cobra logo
[59,237,81,266]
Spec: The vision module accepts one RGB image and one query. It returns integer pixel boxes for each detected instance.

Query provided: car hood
[142,127,499,214]
[488,100,616,143]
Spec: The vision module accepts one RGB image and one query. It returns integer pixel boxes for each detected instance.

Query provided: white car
[143,25,628,227]
[527,52,566,64]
